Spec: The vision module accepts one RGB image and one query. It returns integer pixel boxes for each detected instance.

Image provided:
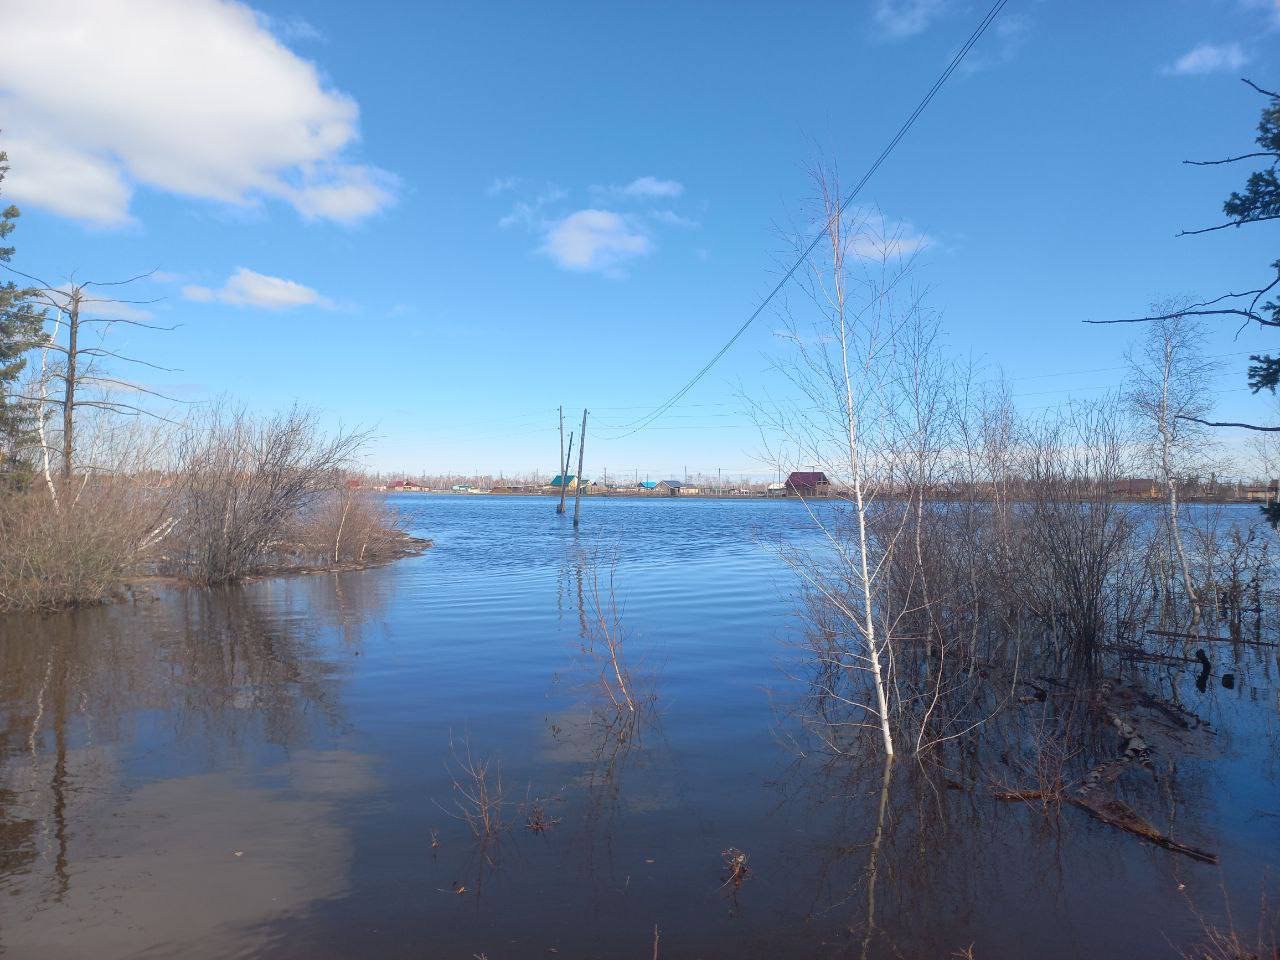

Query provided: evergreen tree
[1230,85,1280,395]
[0,146,47,485]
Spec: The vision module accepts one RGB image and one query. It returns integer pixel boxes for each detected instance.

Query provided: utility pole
[573,408,588,527]
[560,432,574,514]
[557,406,567,514]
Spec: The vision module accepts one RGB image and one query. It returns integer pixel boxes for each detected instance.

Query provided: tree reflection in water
[0,572,388,957]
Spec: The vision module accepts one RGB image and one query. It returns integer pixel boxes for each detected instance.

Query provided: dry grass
[0,477,167,612]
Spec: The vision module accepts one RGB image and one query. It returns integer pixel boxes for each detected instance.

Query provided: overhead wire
[601,0,1013,441]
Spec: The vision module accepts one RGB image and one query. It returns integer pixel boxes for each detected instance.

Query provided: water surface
[1,495,1276,958]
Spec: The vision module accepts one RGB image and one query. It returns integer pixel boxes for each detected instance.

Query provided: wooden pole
[573,408,588,527]
[557,406,567,514]
[560,432,574,514]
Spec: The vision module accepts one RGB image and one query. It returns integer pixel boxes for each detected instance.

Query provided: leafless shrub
[289,485,408,566]
[1010,402,1145,668]
[1177,887,1277,960]
[0,416,173,611]
[439,733,506,854]
[163,402,370,584]
[0,476,163,611]
[579,551,649,715]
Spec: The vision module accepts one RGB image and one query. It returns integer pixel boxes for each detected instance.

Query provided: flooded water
[1,495,1277,959]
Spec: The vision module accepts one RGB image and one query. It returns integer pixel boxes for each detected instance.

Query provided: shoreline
[4,532,433,618]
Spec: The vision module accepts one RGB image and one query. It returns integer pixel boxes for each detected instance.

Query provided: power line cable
[602,0,1012,441]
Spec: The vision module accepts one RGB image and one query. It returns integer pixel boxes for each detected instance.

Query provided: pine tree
[1229,86,1280,395]
[0,146,47,485]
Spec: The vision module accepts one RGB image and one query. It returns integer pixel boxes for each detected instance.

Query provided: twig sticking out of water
[439,733,506,854]
[721,847,750,889]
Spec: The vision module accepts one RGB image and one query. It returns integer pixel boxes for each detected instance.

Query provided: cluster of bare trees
[163,405,373,585]
[0,397,407,611]
[763,165,1274,762]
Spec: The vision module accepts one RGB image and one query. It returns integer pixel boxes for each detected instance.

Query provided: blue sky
[2,0,1278,477]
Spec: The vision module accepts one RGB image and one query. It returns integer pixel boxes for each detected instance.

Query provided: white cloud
[540,210,651,275]
[620,176,683,198]
[845,209,932,260]
[874,0,949,39]
[1164,42,1250,76]
[649,209,700,229]
[497,186,567,230]
[0,0,394,226]
[594,176,684,199]
[183,268,330,309]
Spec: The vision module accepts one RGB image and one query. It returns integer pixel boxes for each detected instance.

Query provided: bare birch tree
[757,165,932,759]
[1125,307,1219,621]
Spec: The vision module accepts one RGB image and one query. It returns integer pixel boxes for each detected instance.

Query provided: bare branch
[1175,414,1280,432]
[1183,152,1279,167]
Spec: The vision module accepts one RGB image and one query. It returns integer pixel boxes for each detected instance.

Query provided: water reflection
[0,572,388,959]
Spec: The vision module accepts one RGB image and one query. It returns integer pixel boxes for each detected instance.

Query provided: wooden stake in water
[573,408,588,528]
[557,406,567,515]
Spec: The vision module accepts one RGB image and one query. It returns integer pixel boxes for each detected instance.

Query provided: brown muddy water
[1,496,1277,959]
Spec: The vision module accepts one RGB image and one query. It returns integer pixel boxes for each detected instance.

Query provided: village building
[1110,479,1160,499]
[785,471,831,497]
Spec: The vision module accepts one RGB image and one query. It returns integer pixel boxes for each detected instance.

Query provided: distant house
[385,479,425,492]
[766,481,787,497]
[638,480,659,490]
[785,471,831,497]
[1111,479,1159,499]
[657,480,683,496]
[548,474,578,490]
[1242,482,1278,503]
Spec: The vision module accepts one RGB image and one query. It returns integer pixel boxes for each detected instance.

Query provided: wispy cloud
[497,186,567,230]
[541,210,651,276]
[873,0,949,39]
[1163,42,1250,76]
[844,209,933,260]
[593,176,684,199]
[182,268,331,310]
[486,176,520,197]
[649,209,700,229]
[495,178,695,276]
[961,15,1031,73]
[0,0,394,226]
[1240,0,1280,29]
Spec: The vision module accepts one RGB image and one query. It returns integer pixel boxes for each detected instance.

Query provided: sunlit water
[0,495,1276,959]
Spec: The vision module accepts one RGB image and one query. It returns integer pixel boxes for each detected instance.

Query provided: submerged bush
[288,487,409,566]
[161,404,370,585]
